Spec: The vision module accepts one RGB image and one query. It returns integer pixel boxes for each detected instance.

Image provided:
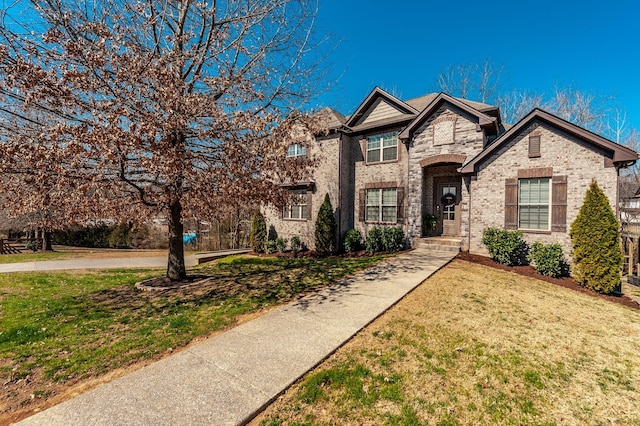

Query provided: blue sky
[312,0,640,131]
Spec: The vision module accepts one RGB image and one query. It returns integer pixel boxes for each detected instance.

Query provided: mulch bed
[456,251,640,311]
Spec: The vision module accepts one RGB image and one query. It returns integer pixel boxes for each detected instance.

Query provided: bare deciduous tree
[550,86,609,134]
[0,0,331,280]
[436,59,503,104]
[496,90,545,125]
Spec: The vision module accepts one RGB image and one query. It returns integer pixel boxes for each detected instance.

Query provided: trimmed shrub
[382,227,404,252]
[528,242,568,278]
[265,240,277,254]
[570,179,622,294]
[315,193,337,254]
[275,237,288,253]
[250,211,266,253]
[366,227,384,254]
[290,236,302,254]
[343,229,363,253]
[481,227,529,266]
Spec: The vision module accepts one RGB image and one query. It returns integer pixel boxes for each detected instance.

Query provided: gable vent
[529,134,541,158]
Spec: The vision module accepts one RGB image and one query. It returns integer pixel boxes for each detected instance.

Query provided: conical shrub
[250,211,267,253]
[315,193,336,254]
[569,179,622,293]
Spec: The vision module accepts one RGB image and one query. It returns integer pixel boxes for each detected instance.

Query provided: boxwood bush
[365,227,384,254]
[365,226,404,253]
[481,227,529,266]
[528,242,568,278]
[275,237,288,253]
[382,227,404,252]
[343,229,363,253]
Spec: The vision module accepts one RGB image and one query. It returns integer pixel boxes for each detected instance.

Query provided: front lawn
[0,254,386,423]
[254,260,640,425]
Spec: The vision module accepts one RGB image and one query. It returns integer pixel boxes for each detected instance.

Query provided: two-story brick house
[264,87,638,256]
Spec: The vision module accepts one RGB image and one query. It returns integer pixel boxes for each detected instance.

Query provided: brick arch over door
[419,154,467,168]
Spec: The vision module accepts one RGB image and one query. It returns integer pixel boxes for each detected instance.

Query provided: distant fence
[0,238,41,255]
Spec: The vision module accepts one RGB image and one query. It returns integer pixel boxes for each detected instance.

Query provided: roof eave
[399,93,497,141]
[345,87,419,128]
[460,108,639,174]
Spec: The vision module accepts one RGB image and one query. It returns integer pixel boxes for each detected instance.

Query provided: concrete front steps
[412,237,462,254]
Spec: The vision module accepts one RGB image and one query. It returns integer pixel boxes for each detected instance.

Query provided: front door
[435,181,461,236]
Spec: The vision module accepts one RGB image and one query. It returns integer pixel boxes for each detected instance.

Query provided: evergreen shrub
[275,237,288,253]
[265,240,277,254]
[382,227,404,252]
[366,227,384,254]
[481,227,529,266]
[344,229,363,253]
[315,193,337,254]
[570,180,622,294]
[528,242,568,278]
[250,211,266,253]
[290,236,302,254]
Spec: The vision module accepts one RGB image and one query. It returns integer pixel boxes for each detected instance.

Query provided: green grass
[0,251,73,264]
[0,254,387,417]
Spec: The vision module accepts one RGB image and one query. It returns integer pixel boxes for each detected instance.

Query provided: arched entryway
[419,154,466,237]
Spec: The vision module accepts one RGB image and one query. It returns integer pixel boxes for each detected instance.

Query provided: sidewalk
[0,249,250,273]
[17,248,456,426]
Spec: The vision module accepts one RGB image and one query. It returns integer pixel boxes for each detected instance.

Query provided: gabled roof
[460,108,638,174]
[398,93,498,141]
[315,107,347,129]
[345,87,419,128]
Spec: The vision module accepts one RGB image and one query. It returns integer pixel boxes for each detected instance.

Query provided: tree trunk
[43,230,53,251]
[167,198,187,281]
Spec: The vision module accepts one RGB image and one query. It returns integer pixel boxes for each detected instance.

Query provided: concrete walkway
[0,249,250,273]
[17,248,456,426]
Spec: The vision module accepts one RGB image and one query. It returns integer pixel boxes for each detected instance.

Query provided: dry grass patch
[254,260,640,426]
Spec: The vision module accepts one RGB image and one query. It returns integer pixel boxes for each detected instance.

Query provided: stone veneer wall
[407,106,486,246]
[262,134,341,250]
[469,120,619,258]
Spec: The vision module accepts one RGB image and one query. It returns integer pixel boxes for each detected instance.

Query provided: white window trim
[287,143,307,158]
[365,188,398,223]
[518,178,551,231]
[283,190,308,220]
[366,132,398,163]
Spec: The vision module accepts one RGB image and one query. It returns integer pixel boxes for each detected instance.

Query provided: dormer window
[366,132,398,163]
[287,144,306,158]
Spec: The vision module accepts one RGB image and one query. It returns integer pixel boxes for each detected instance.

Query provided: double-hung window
[366,132,398,163]
[283,190,307,220]
[366,188,397,223]
[518,178,550,230]
[287,144,306,158]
